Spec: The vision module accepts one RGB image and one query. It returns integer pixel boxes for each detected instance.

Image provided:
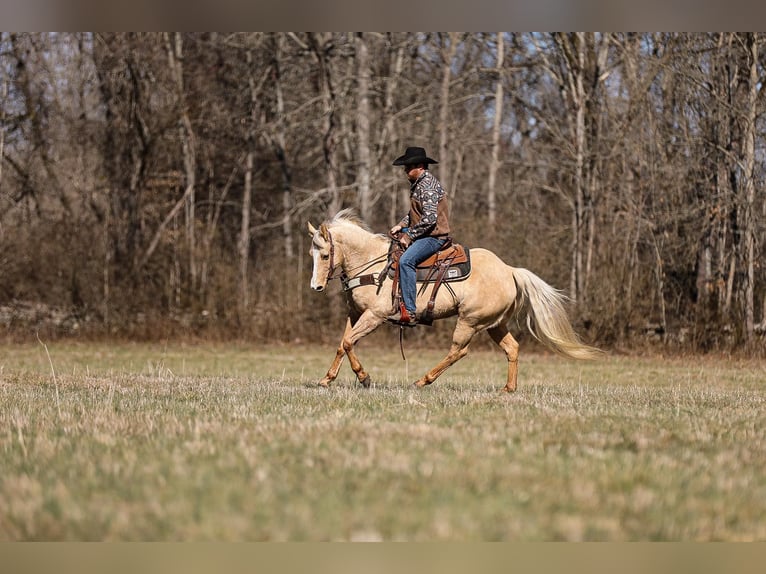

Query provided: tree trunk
[272,35,294,259]
[552,32,609,304]
[438,33,460,193]
[487,33,504,225]
[571,33,587,301]
[741,33,758,341]
[240,149,253,315]
[376,36,405,223]
[93,34,148,279]
[308,33,340,217]
[355,32,372,221]
[0,78,6,189]
[165,32,197,290]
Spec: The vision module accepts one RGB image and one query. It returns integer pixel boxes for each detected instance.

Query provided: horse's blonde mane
[327,208,371,231]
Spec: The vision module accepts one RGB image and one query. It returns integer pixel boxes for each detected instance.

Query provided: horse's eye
[321,254,329,260]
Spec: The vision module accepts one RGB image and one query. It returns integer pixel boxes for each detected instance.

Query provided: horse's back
[443,247,518,323]
[464,247,514,284]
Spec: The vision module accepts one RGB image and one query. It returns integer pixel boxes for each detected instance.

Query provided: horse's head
[307,221,337,292]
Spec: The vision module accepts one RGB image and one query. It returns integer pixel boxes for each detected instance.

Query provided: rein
[342,240,401,292]
[342,254,389,281]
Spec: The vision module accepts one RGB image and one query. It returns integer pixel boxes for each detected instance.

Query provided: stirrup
[387,307,418,327]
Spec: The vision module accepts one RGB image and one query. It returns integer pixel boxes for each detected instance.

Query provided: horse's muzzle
[312,284,325,292]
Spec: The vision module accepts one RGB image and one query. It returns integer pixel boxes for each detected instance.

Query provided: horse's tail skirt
[511,267,601,360]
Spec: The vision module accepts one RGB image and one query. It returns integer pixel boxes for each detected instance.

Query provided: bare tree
[535,33,611,304]
[741,33,759,341]
[271,34,294,260]
[165,32,198,289]
[0,76,6,192]
[307,33,341,217]
[374,34,406,227]
[355,32,372,221]
[239,38,270,314]
[487,33,505,225]
[437,33,461,195]
[1,32,763,349]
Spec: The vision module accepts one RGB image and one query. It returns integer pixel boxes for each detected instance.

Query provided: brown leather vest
[409,195,451,237]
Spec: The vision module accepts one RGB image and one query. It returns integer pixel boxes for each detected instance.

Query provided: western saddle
[341,236,471,326]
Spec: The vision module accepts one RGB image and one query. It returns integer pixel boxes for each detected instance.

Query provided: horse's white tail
[511,267,601,360]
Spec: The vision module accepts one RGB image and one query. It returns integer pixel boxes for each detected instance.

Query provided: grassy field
[0,339,764,540]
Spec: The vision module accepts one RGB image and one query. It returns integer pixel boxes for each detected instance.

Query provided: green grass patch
[1,341,764,540]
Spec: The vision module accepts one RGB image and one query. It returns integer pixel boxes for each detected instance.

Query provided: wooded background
[0,33,764,351]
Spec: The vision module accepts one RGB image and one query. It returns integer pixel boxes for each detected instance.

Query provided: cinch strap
[342,274,378,291]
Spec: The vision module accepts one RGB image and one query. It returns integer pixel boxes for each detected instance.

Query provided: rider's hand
[390,224,402,236]
[399,233,412,249]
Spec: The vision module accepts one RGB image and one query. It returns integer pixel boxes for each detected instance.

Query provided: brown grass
[0,341,764,540]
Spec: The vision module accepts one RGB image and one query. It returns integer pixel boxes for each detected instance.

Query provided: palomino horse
[308,209,600,392]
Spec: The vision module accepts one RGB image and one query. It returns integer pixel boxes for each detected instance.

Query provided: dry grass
[0,341,765,540]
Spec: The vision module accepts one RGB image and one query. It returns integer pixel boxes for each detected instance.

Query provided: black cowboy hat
[392,146,439,166]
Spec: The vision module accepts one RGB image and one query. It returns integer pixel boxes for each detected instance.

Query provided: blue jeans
[399,236,447,315]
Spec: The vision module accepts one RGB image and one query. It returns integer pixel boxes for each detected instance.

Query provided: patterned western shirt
[397,170,450,240]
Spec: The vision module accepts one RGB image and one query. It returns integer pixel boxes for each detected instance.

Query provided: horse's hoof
[413,380,427,388]
[359,375,371,388]
[318,379,331,388]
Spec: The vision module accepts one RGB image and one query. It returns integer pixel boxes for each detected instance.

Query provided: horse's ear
[319,223,330,241]
[307,222,317,236]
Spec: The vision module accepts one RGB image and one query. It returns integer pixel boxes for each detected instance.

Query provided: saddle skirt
[388,243,471,282]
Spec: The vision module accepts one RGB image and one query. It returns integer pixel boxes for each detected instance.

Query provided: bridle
[319,227,388,287]
[323,228,338,284]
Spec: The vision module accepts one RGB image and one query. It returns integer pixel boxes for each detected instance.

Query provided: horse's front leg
[319,311,384,388]
[318,317,354,387]
[342,310,385,388]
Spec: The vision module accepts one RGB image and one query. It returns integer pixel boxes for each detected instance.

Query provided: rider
[388,146,451,326]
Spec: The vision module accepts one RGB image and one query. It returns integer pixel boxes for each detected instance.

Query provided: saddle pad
[388,244,471,283]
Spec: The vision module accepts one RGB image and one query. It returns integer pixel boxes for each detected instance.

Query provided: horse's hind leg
[414,320,476,388]
[488,325,520,393]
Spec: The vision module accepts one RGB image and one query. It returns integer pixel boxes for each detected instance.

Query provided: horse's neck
[336,226,387,273]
